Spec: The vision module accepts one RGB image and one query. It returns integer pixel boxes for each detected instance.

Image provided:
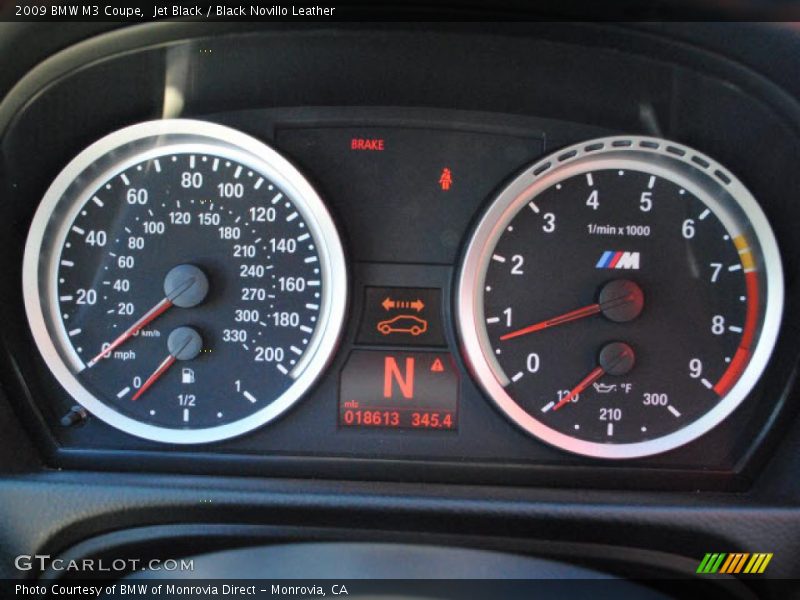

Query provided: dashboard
[0,19,799,590]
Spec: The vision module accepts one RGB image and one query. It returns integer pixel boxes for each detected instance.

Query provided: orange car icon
[377,315,428,336]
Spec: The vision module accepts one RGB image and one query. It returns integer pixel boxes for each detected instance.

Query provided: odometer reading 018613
[458,136,783,459]
[24,120,347,444]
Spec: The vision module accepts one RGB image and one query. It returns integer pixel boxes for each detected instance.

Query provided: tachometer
[457,136,782,459]
[23,119,347,444]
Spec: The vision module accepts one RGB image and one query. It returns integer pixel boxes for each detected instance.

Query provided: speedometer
[23,119,347,444]
[457,136,782,459]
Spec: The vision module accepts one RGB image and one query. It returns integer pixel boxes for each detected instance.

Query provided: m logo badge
[596,250,640,270]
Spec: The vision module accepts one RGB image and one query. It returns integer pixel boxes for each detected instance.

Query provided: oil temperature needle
[553,366,606,411]
[552,342,635,412]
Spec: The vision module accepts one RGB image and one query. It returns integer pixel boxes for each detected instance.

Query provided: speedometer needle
[86,265,208,369]
[500,279,644,341]
[86,297,174,368]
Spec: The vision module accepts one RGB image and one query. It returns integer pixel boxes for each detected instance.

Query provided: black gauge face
[24,120,347,444]
[485,169,751,442]
[59,152,322,429]
[458,137,782,459]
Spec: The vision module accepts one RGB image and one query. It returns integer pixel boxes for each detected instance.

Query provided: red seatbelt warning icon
[439,167,453,191]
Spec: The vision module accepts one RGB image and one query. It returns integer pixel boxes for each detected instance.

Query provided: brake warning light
[350,138,385,151]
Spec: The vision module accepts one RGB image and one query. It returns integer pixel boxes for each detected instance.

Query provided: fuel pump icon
[181,368,195,384]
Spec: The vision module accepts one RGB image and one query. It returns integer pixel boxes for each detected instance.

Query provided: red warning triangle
[431,358,445,373]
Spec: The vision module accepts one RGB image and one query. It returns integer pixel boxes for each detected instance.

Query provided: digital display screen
[339,351,458,430]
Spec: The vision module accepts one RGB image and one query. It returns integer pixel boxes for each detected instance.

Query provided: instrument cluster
[22,121,783,460]
[1,26,798,488]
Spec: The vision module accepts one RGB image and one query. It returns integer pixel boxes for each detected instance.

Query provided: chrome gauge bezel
[456,136,783,459]
[23,119,348,444]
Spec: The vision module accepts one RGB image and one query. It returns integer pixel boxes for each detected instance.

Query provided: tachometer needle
[131,354,176,401]
[500,303,602,341]
[500,279,644,341]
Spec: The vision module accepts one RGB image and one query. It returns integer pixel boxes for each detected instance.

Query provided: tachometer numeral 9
[689,358,703,378]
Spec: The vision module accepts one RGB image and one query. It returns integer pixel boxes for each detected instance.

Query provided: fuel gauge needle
[131,327,203,402]
[131,354,176,401]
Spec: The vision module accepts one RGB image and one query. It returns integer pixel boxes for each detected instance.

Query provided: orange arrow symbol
[381,297,425,312]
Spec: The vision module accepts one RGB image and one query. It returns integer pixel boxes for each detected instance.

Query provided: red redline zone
[713,271,759,397]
